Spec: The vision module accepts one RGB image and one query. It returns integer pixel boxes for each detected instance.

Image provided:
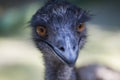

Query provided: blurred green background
[0,0,120,80]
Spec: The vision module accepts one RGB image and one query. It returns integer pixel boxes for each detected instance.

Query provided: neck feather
[43,53,76,80]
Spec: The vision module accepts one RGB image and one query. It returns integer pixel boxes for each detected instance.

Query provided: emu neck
[44,54,76,80]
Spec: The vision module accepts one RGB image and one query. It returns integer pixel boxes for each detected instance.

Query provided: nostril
[59,47,65,52]
[73,46,76,50]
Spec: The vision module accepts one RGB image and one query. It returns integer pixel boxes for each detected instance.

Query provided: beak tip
[67,63,75,67]
[64,57,77,67]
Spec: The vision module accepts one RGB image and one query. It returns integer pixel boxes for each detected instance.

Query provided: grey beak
[53,36,79,67]
[54,46,79,67]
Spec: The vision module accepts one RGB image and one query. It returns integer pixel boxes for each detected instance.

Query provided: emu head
[31,0,90,67]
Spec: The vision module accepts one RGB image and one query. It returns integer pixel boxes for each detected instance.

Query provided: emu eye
[36,26,47,37]
[77,23,85,32]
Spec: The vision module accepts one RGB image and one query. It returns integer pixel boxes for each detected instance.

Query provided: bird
[30,0,90,80]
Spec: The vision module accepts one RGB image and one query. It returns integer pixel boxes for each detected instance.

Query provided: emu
[31,0,90,80]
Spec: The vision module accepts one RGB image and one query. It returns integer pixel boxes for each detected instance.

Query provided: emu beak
[54,47,79,67]
[53,37,79,67]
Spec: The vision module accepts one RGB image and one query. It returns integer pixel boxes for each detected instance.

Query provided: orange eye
[77,23,85,32]
[36,26,47,37]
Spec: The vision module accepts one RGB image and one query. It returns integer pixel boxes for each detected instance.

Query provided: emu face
[31,1,90,66]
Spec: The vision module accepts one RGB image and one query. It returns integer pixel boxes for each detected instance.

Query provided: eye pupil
[40,28,44,33]
[79,25,82,29]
